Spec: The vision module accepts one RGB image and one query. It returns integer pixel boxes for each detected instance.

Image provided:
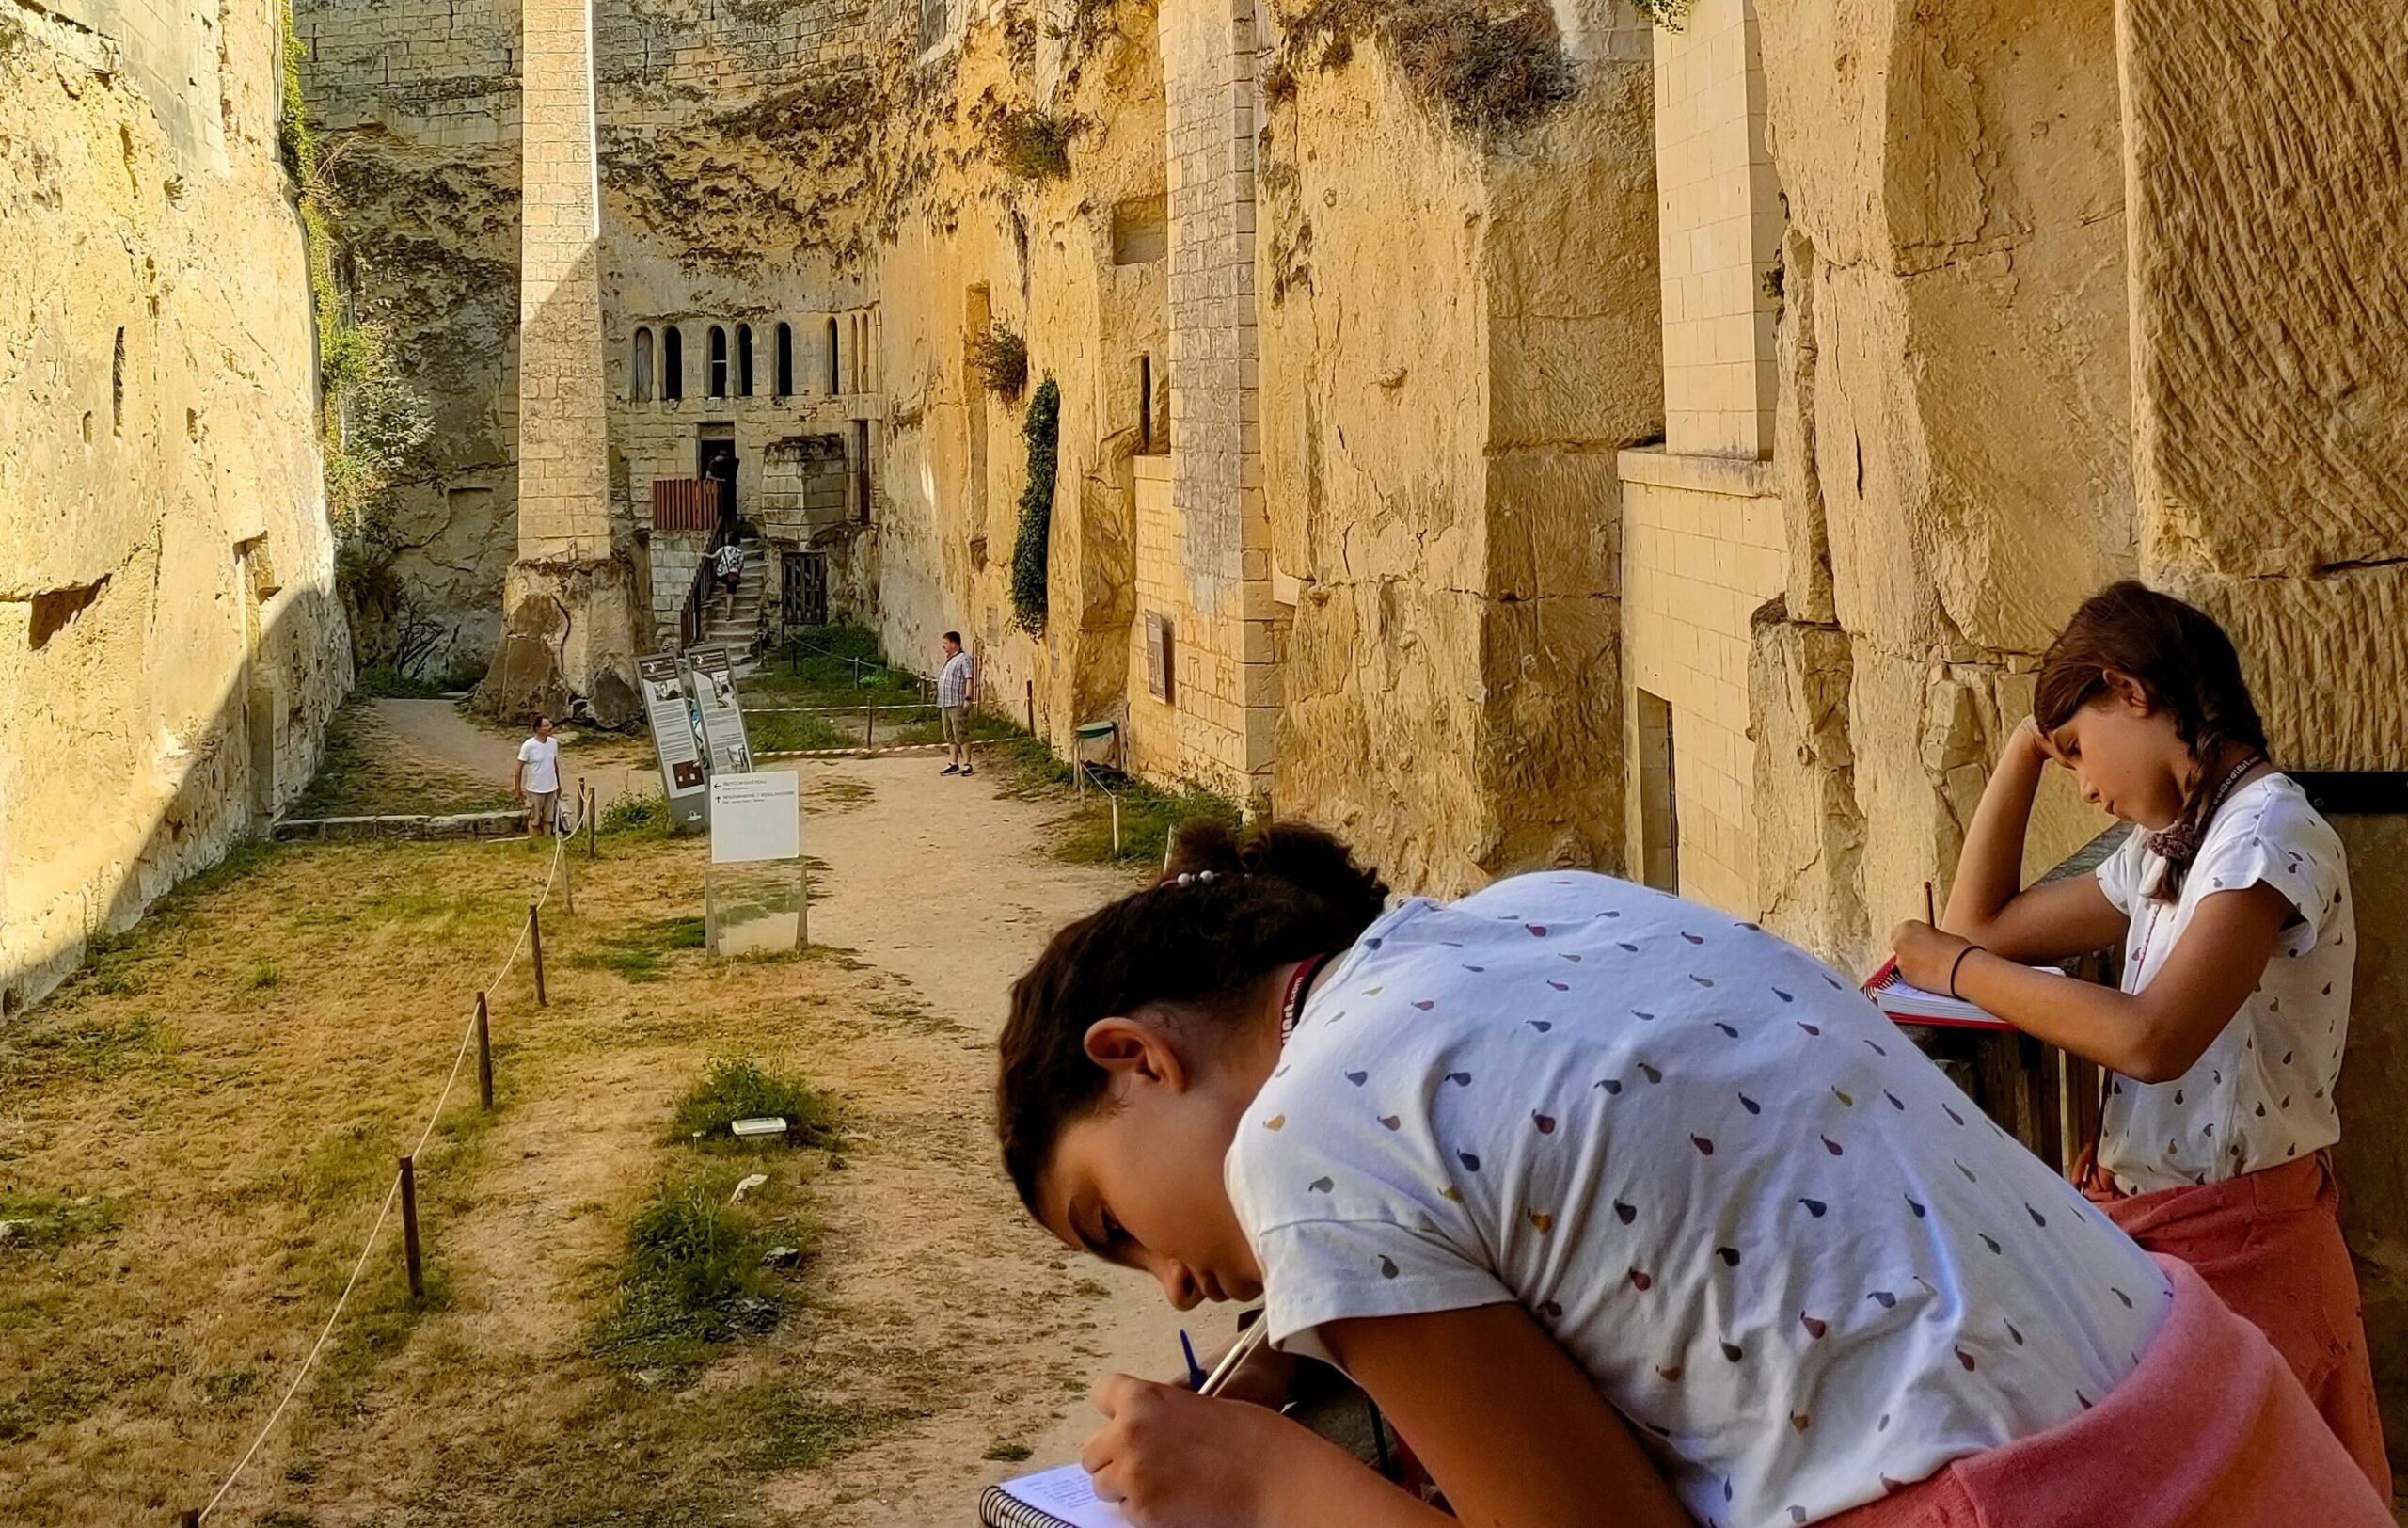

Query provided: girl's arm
[1082,1302,1687,1528]
[1940,718,2130,962]
[1898,883,2289,1082]
[1322,1303,1690,1528]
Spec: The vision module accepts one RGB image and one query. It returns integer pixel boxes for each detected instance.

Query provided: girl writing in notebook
[1890,580,2386,1492]
[997,820,2384,1528]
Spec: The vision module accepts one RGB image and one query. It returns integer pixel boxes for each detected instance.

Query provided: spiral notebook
[979,1463,1130,1528]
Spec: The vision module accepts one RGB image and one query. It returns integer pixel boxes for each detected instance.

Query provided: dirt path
[369,698,653,811]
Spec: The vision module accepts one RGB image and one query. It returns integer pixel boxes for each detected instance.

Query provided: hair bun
[1165,819,1387,929]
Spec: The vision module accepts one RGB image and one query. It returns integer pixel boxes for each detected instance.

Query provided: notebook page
[994,1464,1133,1528]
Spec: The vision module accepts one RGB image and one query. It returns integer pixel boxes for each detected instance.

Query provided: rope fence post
[530,903,547,1007]
[399,1156,423,1302]
[1025,679,1035,736]
[182,1511,199,1527]
[476,992,494,1111]
[586,783,597,860]
[864,700,875,753]
[562,825,575,915]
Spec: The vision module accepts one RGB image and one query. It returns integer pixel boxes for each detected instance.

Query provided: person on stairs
[714,538,746,623]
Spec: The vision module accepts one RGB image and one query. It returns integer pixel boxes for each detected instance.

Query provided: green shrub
[968,323,1029,400]
[600,792,670,836]
[1010,378,1061,633]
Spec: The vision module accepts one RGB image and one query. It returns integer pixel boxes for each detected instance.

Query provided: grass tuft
[597,1177,805,1365]
[669,1059,842,1148]
[600,791,672,837]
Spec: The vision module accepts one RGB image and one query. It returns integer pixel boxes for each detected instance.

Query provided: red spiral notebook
[1861,956,2044,1029]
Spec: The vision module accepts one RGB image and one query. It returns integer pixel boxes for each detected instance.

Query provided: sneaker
[940,763,960,775]
[959,765,974,776]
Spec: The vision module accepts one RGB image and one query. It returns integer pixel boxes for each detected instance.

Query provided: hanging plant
[1010,376,1060,633]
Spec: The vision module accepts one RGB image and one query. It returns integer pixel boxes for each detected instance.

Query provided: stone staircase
[698,539,768,675]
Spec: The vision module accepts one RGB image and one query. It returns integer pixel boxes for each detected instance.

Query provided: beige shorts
[941,706,967,743]
[525,789,560,832]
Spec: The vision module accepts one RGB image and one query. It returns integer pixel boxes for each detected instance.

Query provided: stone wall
[1,0,348,1011]
[1259,7,1659,895]
[1751,0,2136,964]
[301,0,523,679]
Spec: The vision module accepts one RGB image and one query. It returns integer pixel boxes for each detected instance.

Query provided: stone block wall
[1157,0,1277,801]
[1618,452,1784,914]
[2,0,347,1011]
[1653,0,1780,457]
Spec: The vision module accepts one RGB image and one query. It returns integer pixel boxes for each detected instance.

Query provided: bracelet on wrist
[1946,942,1984,1000]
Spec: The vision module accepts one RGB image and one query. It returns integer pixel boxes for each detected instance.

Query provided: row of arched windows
[629,318,853,404]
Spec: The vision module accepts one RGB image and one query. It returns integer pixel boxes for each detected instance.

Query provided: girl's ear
[2101,669,2154,717]
[1083,1015,1190,1096]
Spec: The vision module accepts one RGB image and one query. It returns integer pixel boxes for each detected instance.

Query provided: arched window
[707,326,729,398]
[737,324,754,397]
[663,326,683,400]
[774,322,794,398]
[826,316,841,394]
[632,327,655,402]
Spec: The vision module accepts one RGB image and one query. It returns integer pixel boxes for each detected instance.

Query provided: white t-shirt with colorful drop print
[2093,772,2353,1195]
[1224,872,2168,1528]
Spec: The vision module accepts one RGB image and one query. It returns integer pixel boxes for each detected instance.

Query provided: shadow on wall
[2,586,350,1017]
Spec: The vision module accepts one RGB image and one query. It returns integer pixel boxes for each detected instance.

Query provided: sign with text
[689,643,755,778]
[708,772,800,865]
[637,652,709,831]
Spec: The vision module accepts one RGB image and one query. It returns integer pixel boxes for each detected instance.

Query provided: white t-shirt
[2093,772,2353,1195]
[517,736,561,794]
[1227,873,2167,1528]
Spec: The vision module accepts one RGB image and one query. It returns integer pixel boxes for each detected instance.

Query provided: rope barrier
[195,828,568,1521]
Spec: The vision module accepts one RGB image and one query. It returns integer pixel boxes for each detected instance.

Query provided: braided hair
[2033,581,2270,902]
[996,820,1389,1215]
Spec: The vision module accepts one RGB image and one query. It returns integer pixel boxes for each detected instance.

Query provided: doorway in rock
[697,425,739,536]
[784,549,828,629]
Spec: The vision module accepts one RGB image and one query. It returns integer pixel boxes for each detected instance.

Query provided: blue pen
[1180,1329,1206,1389]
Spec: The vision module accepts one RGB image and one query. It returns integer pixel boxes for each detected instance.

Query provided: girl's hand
[1084,1374,1304,1527]
[1892,919,1975,994]
[2011,714,2058,767]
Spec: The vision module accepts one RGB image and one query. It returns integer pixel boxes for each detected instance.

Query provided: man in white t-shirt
[515,717,562,835]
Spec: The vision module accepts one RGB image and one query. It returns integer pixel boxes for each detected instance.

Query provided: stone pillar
[476,0,642,725]
[1161,0,1277,802]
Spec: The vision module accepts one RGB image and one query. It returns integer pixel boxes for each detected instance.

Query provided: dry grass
[0,814,1122,1520]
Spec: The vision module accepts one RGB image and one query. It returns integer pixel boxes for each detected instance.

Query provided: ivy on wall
[1010,376,1061,633]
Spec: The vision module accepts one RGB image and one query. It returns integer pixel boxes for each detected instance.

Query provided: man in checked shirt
[938,630,977,776]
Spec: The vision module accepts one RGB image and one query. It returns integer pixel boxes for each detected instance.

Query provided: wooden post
[1025,679,1036,736]
[399,1155,423,1300]
[476,991,494,1110]
[586,783,597,860]
[181,1512,199,1527]
[530,903,547,1006]
[864,699,875,753]
[562,827,575,914]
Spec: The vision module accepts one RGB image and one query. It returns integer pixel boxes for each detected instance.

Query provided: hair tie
[1173,869,1220,888]
[2145,753,2261,867]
